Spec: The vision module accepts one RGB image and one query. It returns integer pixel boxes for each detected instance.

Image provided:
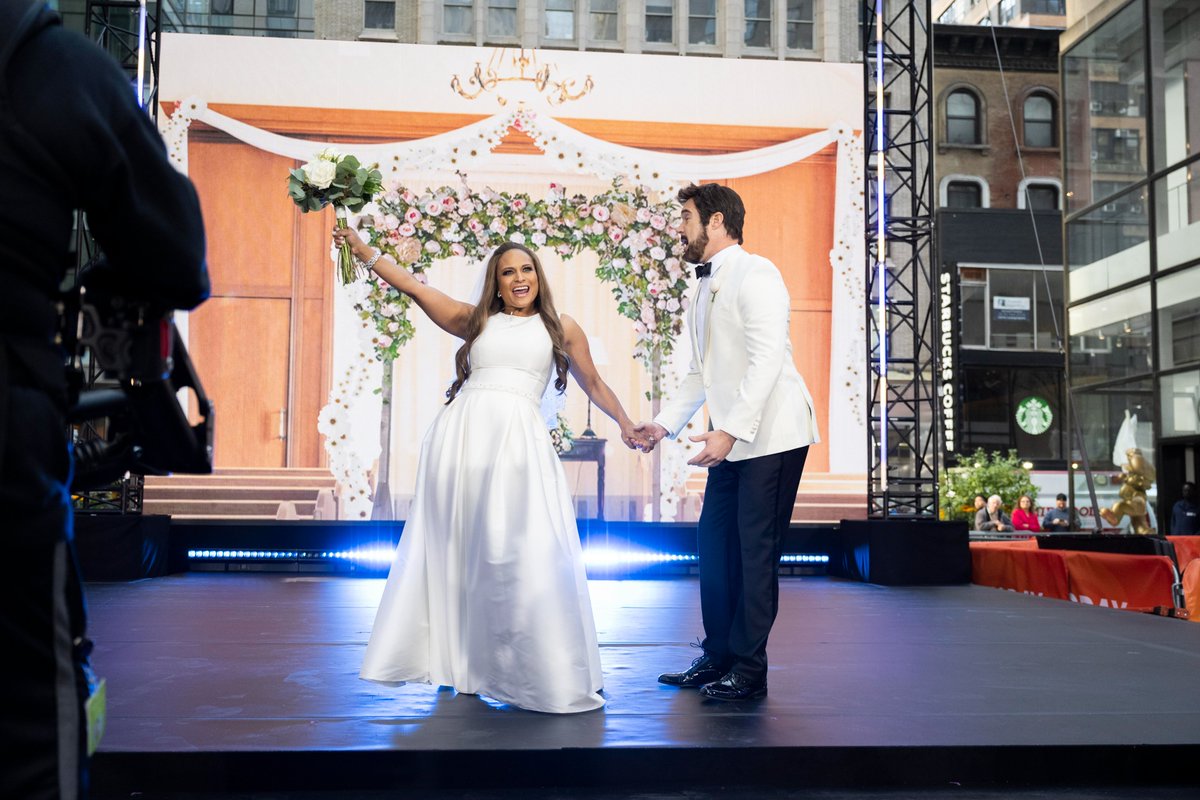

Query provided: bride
[333,229,647,713]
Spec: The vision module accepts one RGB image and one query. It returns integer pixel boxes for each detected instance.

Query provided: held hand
[632,421,669,453]
[620,422,651,452]
[687,430,736,468]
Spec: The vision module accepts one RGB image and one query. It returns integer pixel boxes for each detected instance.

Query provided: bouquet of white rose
[287,149,384,284]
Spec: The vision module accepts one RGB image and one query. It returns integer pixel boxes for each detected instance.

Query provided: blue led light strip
[186,549,830,566]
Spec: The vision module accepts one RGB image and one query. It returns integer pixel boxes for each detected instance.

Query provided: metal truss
[71,1,162,514]
[87,0,162,118]
[863,0,938,518]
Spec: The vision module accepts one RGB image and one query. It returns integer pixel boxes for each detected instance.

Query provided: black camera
[64,265,214,492]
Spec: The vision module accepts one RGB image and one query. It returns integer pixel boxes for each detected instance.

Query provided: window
[267,0,296,15]
[1063,1,1146,214]
[589,0,618,41]
[947,181,983,208]
[689,0,716,45]
[365,0,395,29]
[744,0,770,48]
[1092,127,1142,170]
[957,265,1065,352]
[946,89,980,145]
[1018,180,1061,211]
[1067,283,1153,386]
[444,0,473,34]
[646,0,674,44]
[787,0,814,50]
[1023,0,1065,13]
[488,0,519,37]
[998,0,1016,24]
[211,0,233,13]
[1023,93,1056,148]
[1026,185,1059,210]
[546,0,575,39]
[1151,0,1200,171]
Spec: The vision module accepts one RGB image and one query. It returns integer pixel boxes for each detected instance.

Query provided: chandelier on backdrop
[450,48,594,106]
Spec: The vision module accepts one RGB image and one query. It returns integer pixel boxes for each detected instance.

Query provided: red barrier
[1183,560,1200,624]
[1058,551,1177,610]
[970,542,1177,612]
[1168,536,1200,572]
[971,542,1070,599]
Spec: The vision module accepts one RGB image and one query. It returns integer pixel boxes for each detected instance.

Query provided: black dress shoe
[699,671,767,701]
[658,654,726,688]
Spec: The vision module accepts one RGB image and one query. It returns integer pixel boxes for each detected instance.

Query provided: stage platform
[86,574,1200,796]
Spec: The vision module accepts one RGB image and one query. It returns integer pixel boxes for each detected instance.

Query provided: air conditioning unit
[1090,101,1103,113]
[1128,203,1144,214]
[1091,150,1100,161]
[1103,203,1118,213]
[1114,129,1127,138]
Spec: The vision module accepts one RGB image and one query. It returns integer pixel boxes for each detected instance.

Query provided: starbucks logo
[1016,395,1053,436]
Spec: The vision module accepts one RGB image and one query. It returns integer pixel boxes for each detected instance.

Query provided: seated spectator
[1011,494,1042,532]
[975,494,1013,532]
[1170,482,1200,535]
[973,494,986,514]
[1041,493,1077,532]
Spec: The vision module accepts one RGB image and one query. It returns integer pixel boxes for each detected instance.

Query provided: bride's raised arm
[332,227,473,339]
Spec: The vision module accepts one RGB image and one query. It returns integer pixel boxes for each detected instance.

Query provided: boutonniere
[709,273,723,297]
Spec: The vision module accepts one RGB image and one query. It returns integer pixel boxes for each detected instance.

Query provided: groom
[638,183,818,701]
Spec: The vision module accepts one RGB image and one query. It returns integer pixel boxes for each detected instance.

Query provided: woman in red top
[1011,494,1042,532]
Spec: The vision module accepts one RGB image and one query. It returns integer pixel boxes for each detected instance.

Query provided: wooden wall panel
[186,140,335,468]
[188,297,291,467]
[188,141,298,296]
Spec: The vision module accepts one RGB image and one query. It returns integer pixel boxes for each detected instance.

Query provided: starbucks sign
[1016,395,1053,435]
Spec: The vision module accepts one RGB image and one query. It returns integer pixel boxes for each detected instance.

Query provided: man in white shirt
[637,183,818,701]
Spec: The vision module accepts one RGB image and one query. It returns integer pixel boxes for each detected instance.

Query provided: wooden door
[186,138,332,467]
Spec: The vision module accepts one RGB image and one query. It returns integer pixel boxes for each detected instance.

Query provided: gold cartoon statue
[1099,447,1157,534]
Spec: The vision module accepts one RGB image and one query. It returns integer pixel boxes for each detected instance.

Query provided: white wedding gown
[360,312,605,713]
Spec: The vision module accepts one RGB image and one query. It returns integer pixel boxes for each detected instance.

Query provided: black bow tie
[694,262,712,278]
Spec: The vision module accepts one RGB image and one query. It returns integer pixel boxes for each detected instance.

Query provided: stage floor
[86,574,1200,794]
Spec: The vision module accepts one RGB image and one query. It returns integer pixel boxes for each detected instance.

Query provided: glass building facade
[1063,0,1200,528]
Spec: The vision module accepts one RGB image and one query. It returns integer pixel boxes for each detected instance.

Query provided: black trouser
[0,381,88,800]
[697,445,808,682]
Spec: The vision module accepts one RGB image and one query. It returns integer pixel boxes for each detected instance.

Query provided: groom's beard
[683,229,708,264]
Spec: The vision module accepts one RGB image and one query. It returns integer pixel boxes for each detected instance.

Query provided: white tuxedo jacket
[654,246,819,462]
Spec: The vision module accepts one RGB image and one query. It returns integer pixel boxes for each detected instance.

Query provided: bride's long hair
[445,242,569,404]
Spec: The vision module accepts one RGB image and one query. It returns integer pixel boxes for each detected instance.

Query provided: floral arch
[163,99,867,521]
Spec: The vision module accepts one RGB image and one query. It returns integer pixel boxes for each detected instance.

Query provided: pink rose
[650,214,667,230]
[512,198,527,211]
[398,222,416,237]
[592,206,610,222]
[608,227,625,243]
[450,243,467,257]
[636,207,652,223]
[405,208,421,224]
[383,214,401,231]
[425,201,442,216]
[395,237,421,264]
